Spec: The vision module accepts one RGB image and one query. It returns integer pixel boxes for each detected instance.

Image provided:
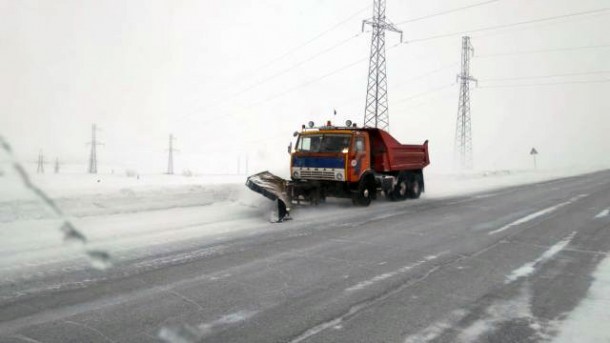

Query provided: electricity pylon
[167,134,178,175]
[36,150,45,174]
[87,124,103,174]
[455,36,477,170]
[362,0,402,131]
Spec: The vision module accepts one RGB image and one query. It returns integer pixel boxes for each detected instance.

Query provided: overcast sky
[1,0,608,175]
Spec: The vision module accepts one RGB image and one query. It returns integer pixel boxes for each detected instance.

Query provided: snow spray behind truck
[246,120,430,221]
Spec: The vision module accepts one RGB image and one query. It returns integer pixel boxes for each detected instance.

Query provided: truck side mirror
[287,142,292,154]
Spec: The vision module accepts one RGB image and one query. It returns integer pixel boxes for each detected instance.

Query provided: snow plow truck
[246,120,430,221]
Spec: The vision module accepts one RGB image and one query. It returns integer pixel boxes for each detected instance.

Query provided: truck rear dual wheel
[408,173,423,199]
[391,173,409,201]
[390,172,422,201]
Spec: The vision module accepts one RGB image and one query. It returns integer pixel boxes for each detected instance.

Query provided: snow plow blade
[245,171,289,202]
[245,171,291,222]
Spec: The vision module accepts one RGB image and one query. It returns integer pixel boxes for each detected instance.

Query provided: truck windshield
[298,134,351,153]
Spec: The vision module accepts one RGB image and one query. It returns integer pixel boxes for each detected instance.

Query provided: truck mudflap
[245,171,292,222]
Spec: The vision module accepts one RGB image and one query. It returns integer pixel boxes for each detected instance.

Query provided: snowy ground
[0,166,604,280]
[552,254,610,342]
[1,166,609,342]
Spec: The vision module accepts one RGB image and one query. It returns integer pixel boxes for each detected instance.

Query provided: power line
[392,87,455,111]
[180,56,370,129]
[479,79,610,88]
[180,42,413,127]
[175,6,370,124]
[232,45,405,113]
[174,1,494,124]
[392,83,455,105]
[212,42,438,115]
[175,8,609,126]
[479,70,610,82]
[391,62,459,88]
[468,9,609,42]
[395,0,503,25]
[475,43,610,58]
[249,3,371,72]
[260,9,609,99]
[178,9,609,128]
[214,9,609,117]
[335,61,459,108]
[255,41,404,104]
[231,32,364,97]
[248,57,369,109]
[406,8,610,44]
[175,33,366,123]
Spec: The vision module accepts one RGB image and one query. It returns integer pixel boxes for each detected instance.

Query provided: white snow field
[0,166,603,293]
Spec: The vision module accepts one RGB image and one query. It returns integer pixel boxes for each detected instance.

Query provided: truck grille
[300,170,336,180]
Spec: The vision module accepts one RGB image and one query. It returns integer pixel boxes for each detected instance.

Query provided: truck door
[350,132,370,182]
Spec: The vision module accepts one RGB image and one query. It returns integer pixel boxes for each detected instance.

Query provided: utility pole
[167,134,177,175]
[54,157,60,174]
[36,150,45,174]
[362,0,402,131]
[455,36,477,170]
[87,124,103,174]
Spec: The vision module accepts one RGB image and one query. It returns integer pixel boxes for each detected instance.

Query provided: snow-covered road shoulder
[552,255,610,342]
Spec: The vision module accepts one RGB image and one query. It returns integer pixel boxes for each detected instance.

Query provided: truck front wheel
[353,177,374,206]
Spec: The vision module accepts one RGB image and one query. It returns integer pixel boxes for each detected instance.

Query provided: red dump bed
[366,128,430,173]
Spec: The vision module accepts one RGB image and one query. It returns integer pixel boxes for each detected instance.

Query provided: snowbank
[424,167,604,198]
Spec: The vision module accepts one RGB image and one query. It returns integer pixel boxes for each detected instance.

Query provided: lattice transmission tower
[88,124,103,174]
[455,36,477,170]
[166,134,178,175]
[36,150,45,174]
[362,0,402,131]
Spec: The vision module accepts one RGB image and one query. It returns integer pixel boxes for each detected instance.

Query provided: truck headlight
[293,170,300,178]
[336,173,343,180]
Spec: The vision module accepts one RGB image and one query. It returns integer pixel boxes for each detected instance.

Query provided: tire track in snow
[594,208,609,219]
[345,254,441,292]
[489,194,588,235]
[506,231,576,283]
[404,232,577,342]
[158,310,258,343]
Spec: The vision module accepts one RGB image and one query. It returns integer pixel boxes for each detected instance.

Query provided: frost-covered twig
[0,135,112,269]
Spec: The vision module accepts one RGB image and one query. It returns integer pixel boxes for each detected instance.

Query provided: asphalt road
[1,170,609,343]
